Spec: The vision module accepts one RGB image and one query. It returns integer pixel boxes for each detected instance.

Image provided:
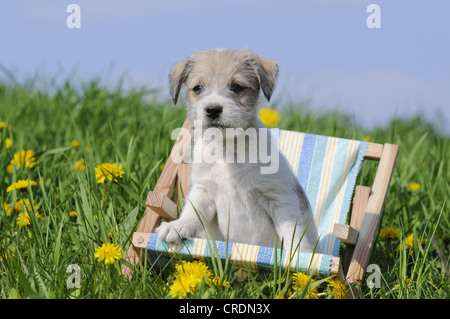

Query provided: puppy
[155,49,318,252]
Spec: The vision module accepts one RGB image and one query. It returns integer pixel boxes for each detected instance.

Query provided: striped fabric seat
[146,233,336,276]
[145,129,368,276]
[273,129,368,257]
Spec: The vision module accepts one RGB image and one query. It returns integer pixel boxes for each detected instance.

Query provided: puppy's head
[170,49,278,129]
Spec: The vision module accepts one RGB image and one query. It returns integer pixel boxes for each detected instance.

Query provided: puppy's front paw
[155,220,198,243]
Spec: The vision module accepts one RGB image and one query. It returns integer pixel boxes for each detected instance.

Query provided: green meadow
[0,78,448,299]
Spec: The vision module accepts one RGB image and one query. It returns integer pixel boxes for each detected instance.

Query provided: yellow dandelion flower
[2,203,12,216]
[259,108,281,128]
[94,242,123,265]
[69,211,78,218]
[210,276,230,288]
[159,163,165,171]
[6,179,38,192]
[71,140,80,150]
[379,227,401,239]
[169,260,213,298]
[0,122,9,131]
[95,163,125,183]
[14,199,39,214]
[274,289,292,299]
[169,274,202,299]
[73,159,86,171]
[292,272,318,299]
[16,211,31,227]
[400,234,426,252]
[14,200,43,227]
[363,136,374,143]
[8,149,39,174]
[2,199,39,217]
[403,234,415,249]
[407,182,420,192]
[327,277,347,299]
[175,260,212,280]
[0,137,12,149]
[35,211,44,222]
[5,138,12,149]
[274,292,285,299]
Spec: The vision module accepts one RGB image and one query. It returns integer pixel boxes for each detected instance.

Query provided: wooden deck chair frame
[122,119,398,298]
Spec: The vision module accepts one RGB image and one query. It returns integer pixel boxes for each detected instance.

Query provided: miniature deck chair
[122,119,398,298]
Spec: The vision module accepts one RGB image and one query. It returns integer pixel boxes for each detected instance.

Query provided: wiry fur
[155,49,318,252]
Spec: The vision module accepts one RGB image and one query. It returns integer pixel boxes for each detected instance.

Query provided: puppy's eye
[192,85,204,95]
[230,83,245,94]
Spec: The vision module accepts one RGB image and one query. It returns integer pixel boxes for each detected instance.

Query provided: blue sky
[1,1,449,133]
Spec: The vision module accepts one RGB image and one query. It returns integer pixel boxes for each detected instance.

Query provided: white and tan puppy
[155,49,318,252]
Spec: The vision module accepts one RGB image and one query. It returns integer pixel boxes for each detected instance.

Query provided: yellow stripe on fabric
[281,131,304,174]
[230,243,239,267]
[279,131,293,171]
[312,137,331,223]
[193,238,206,259]
[325,140,353,254]
[284,249,297,271]
[284,249,290,269]
[313,137,338,227]
[235,243,244,269]
[279,131,293,172]
[230,243,259,272]
[291,133,304,174]
[325,140,359,254]
[278,130,288,157]
[193,239,199,257]
[169,242,179,254]
[248,244,259,272]
[288,132,299,172]
[243,243,250,268]
[310,253,322,275]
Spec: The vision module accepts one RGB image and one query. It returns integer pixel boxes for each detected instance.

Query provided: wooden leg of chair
[346,144,398,297]
[177,163,190,197]
[121,206,161,280]
[343,186,371,274]
[121,246,140,281]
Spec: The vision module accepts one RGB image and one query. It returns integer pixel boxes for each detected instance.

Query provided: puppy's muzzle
[205,105,223,120]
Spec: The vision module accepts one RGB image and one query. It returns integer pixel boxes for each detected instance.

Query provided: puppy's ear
[256,56,279,102]
[169,59,189,104]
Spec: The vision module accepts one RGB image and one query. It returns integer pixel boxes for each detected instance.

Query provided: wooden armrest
[146,191,178,221]
[364,143,383,160]
[333,224,359,245]
[133,232,150,249]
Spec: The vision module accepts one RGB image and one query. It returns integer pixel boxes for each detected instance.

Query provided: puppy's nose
[205,105,223,120]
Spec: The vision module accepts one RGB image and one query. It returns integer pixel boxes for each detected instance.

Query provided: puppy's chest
[191,162,241,191]
[191,162,256,213]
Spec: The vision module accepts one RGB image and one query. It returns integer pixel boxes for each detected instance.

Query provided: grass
[0,77,449,299]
